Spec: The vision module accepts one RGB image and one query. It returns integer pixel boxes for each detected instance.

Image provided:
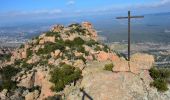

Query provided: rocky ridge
[0,22,170,100]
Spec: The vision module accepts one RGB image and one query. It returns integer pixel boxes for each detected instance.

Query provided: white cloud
[0,9,62,17]
[66,0,75,6]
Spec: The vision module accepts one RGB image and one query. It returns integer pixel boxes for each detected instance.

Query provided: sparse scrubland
[0,22,170,100]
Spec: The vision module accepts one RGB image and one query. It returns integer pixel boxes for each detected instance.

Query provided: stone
[73,60,85,70]
[0,89,8,100]
[82,22,98,40]
[54,50,61,57]
[34,70,55,100]
[21,51,27,59]
[25,90,39,100]
[74,51,83,57]
[131,53,154,70]
[39,36,55,44]
[97,51,109,61]
[113,60,130,72]
[68,72,149,100]
[17,73,34,89]
[51,25,64,32]
[27,55,40,64]
[39,39,45,45]
[86,55,93,61]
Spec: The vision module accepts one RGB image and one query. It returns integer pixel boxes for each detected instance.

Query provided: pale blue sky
[0,0,170,20]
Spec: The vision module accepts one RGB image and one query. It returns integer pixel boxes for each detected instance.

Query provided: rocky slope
[0,22,170,100]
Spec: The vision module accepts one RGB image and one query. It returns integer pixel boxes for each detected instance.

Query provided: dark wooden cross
[116,11,144,61]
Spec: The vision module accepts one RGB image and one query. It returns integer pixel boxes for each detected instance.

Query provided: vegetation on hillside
[0,53,11,62]
[149,67,170,92]
[46,31,60,37]
[104,63,114,71]
[0,65,20,91]
[50,64,82,92]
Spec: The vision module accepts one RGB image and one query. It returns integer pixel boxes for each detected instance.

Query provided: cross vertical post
[128,11,131,61]
[116,11,144,61]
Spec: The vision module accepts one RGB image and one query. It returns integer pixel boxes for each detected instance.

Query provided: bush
[50,64,82,92]
[21,61,33,70]
[104,63,114,71]
[94,45,102,51]
[27,49,33,58]
[73,37,85,46]
[36,42,65,55]
[19,44,25,49]
[0,65,20,79]
[149,67,170,92]
[0,65,20,91]
[150,79,168,92]
[46,31,60,37]
[86,39,99,47]
[0,53,11,61]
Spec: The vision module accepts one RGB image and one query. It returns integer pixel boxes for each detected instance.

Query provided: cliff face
[0,22,170,100]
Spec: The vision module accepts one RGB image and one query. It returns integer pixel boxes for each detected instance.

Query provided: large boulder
[67,72,149,100]
[34,70,55,100]
[113,53,154,74]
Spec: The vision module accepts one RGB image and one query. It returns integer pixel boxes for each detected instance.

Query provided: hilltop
[0,22,170,100]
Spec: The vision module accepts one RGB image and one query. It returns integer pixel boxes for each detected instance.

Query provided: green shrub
[46,31,60,37]
[86,39,99,47]
[0,53,11,61]
[50,64,82,92]
[94,45,102,51]
[104,63,114,71]
[75,56,86,63]
[149,67,160,80]
[103,45,110,52]
[0,65,20,79]
[73,37,85,46]
[27,49,33,58]
[36,42,65,55]
[14,59,23,66]
[19,44,25,49]
[76,46,85,53]
[149,67,170,92]
[0,65,20,91]
[150,79,168,92]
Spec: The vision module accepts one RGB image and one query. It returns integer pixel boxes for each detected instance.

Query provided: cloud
[66,0,75,6]
[0,9,62,17]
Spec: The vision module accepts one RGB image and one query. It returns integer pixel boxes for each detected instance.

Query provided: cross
[116,11,144,61]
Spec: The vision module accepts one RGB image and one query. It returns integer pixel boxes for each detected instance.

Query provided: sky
[0,0,170,22]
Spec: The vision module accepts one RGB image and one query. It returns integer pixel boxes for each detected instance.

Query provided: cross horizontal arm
[116,16,144,19]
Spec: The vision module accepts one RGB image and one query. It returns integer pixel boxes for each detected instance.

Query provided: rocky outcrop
[39,36,55,45]
[113,53,154,74]
[82,22,98,40]
[2,22,170,100]
[97,51,120,62]
[67,53,170,100]
[25,90,39,100]
[50,25,64,32]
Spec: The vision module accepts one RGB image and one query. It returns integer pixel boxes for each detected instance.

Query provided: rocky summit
[0,22,170,100]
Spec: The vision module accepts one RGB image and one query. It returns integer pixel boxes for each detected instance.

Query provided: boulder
[0,89,8,100]
[73,60,85,70]
[113,53,154,74]
[113,60,130,72]
[68,72,149,100]
[54,50,61,57]
[50,25,64,32]
[97,51,109,61]
[34,70,55,100]
[17,72,34,89]
[25,90,39,100]
[27,55,40,64]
